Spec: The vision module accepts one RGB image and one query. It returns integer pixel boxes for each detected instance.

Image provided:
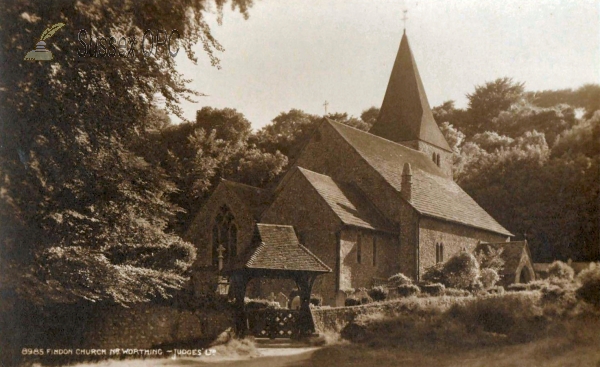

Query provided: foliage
[475,245,505,273]
[0,1,253,305]
[388,273,413,287]
[441,252,481,290]
[397,284,420,297]
[345,296,361,307]
[360,107,380,127]
[443,288,471,297]
[480,268,500,289]
[465,77,525,136]
[576,263,600,307]
[422,263,445,285]
[359,295,373,305]
[547,261,575,281]
[368,286,389,302]
[436,83,600,262]
[421,283,445,296]
[143,107,288,230]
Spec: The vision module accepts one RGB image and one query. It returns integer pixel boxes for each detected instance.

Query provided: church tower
[369,31,453,177]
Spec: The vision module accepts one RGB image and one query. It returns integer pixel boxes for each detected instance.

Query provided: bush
[422,263,445,284]
[448,292,545,342]
[345,296,361,306]
[368,286,389,302]
[360,295,373,305]
[576,263,600,307]
[388,273,413,287]
[507,283,529,292]
[310,294,323,307]
[421,283,445,296]
[480,268,500,289]
[547,261,575,281]
[444,288,471,297]
[397,284,420,297]
[487,285,505,295]
[443,252,480,289]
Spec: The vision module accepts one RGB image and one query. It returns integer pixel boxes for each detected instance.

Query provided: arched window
[212,205,237,267]
[432,152,436,163]
[436,153,441,167]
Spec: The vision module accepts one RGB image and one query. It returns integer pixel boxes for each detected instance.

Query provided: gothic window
[357,233,363,264]
[432,152,436,163]
[436,153,441,167]
[372,237,377,266]
[212,205,237,267]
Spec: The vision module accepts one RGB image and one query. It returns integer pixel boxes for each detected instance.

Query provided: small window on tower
[432,152,436,162]
[436,154,441,167]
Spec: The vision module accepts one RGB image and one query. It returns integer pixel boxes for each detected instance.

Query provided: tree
[360,106,379,127]
[0,1,253,305]
[465,77,525,135]
[253,109,322,163]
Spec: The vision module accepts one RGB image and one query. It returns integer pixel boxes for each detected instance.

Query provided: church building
[186,31,533,306]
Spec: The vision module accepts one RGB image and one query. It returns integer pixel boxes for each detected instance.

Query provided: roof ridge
[222,179,266,191]
[328,118,427,155]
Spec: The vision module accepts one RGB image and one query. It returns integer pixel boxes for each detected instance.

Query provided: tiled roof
[297,167,396,233]
[476,241,530,275]
[227,224,331,273]
[329,120,513,236]
[222,180,271,220]
[370,32,451,152]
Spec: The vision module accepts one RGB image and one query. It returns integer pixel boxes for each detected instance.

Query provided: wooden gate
[247,309,301,338]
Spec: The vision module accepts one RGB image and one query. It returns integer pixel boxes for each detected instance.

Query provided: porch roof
[223,223,331,274]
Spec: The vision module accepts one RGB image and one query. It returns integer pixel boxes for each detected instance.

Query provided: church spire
[369,32,451,152]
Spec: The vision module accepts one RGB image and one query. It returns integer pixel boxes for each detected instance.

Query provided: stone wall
[338,228,399,294]
[418,217,509,276]
[18,302,234,351]
[185,183,257,267]
[185,183,257,294]
[261,169,341,305]
[295,121,405,222]
[82,304,234,349]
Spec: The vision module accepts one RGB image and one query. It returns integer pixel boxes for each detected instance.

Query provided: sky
[173,0,600,129]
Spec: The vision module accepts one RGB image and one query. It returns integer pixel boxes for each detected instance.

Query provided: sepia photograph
[0,0,599,366]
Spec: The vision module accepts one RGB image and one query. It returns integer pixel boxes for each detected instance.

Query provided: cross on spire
[402,9,408,30]
[323,100,329,114]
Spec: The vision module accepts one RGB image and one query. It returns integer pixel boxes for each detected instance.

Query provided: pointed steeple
[370,32,451,152]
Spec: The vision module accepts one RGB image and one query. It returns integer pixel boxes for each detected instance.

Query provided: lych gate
[222,223,331,338]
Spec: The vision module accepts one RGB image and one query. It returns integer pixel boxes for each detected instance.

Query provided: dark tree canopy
[0,0,253,305]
